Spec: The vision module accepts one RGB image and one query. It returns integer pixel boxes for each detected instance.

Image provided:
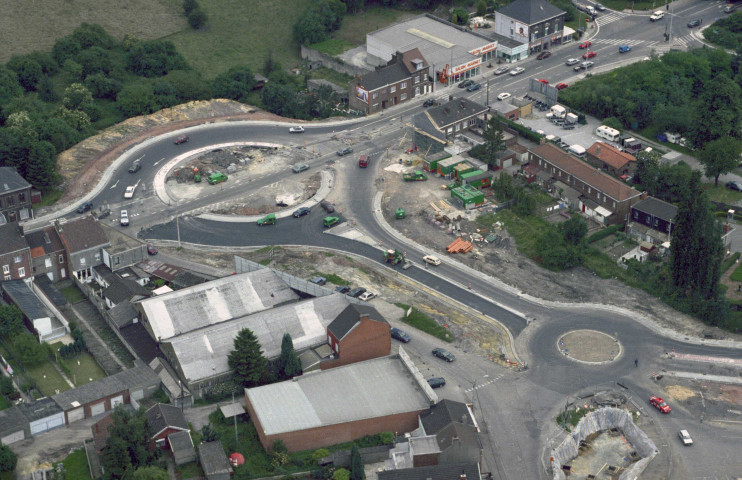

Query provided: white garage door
[67,407,85,424]
[110,395,124,408]
[30,413,65,435]
[90,402,106,416]
[501,157,513,169]
[1,430,25,445]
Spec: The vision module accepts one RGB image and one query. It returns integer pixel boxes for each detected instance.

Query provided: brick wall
[322,317,391,370]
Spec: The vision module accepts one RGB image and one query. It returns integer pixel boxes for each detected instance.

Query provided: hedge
[586,224,624,244]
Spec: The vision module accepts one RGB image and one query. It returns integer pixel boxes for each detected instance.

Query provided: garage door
[90,402,106,416]
[31,414,65,435]
[501,158,512,169]
[1,430,25,445]
[110,395,124,408]
[67,407,84,424]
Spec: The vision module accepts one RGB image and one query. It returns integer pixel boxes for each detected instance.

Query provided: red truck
[359,155,368,168]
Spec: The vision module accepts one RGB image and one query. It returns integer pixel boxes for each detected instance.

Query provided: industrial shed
[245,349,436,452]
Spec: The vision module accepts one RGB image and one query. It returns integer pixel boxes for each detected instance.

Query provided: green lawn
[702,182,742,204]
[334,7,421,47]
[57,449,92,480]
[26,362,72,397]
[0,395,11,411]
[32,189,64,209]
[58,352,107,386]
[310,38,355,56]
[395,303,454,343]
[175,461,204,479]
[59,285,85,304]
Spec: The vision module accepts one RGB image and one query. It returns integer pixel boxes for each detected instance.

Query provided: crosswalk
[592,34,695,49]
[594,11,629,26]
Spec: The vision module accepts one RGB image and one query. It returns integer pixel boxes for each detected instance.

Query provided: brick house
[528,143,643,225]
[0,167,33,224]
[586,142,636,177]
[350,49,432,115]
[323,304,391,370]
[0,224,31,282]
[145,403,190,449]
[628,195,677,245]
[55,217,110,282]
[494,0,566,59]
[26,227,67,282]
[413,97,489,155]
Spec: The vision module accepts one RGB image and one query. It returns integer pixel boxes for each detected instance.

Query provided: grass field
[57,352,107,387]
[60,285,85,304]
[57,449,92,480]
[334,7,421,46]
[26,362,72,397]
[395,303,454,343]
[702,183,742,204]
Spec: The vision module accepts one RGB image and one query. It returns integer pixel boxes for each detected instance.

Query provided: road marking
[153,157,164,166]
[110,180,119,189]
[595,11,628,26]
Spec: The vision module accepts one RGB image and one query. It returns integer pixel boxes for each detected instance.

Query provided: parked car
[128,160,141,174]
[537,78,549,84]
[257,213,276,226]
[423,255,442,265]
[323,216,340,228]
[310,276,327,286]
[289,126,305,133]
[390,327,411,343]
[565,58,579,66]
[458,79,474,89]
[147,244,158,255]
[493,65,510,75]
[124,185,136,199]
[574,61,594,72]
[423,98,438,107]
[727,181,742,191]
[466,83,482,92]
[618,45,632,53]
[120,210,129,226]
[320,200,335,213]
[76,201,93,214]
[510,67,525,76]
[96,208,111,219]
[358,291,377,301]
[497,92,511,101]
[579,41,592,49]
[293,207,311,217]
[427,377,446,388]
[649,395,671,413]
[555,83,568,90]
[337,146,353,156]
[347,287,367,298]
[594,3,606,11]
[335,285,351,294]
[582,51,597,59]
[174,135,189,144]
[432,347,455,362]
[292,163,310,173]
[687,19,701,28]
[678,430,693,446]
[537,51,552,60]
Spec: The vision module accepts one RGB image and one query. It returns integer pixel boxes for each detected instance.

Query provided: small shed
[199,441,233,480]
[437,157,464,176]
[168,430,196,465]
[0,406,30,445]
[422,151,452,173]
[1,280,57,341]
[450,185,485,209]
[453,162,475,178]
[18,397,65,435]
[459,170,492,189]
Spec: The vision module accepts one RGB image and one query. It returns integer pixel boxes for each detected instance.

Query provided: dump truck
[383,249,406,265]
[402,171,427,181]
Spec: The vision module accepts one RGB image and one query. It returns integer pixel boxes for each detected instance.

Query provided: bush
[586,224,624,244]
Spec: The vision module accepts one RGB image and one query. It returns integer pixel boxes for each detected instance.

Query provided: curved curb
[556,329,623,365]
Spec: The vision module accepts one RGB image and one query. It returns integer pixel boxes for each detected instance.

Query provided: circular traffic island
[557,329,621,364]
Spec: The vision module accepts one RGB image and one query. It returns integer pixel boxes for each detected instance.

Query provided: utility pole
[486,79,490,106]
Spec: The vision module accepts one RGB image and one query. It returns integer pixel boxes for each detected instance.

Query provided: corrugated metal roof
[247,355,431,435]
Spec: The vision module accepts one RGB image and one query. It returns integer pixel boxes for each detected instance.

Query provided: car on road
[323,216,340,227]
[292,163,310,173]
[466,83,482,92]
[432,347,455,362]
[497,92,511,101]
[320,200,335,213]
[310,276,326,285]
[96,208,111,220]
[537,78,549,84]
[565,58,579,66]
[347,287,367,298]
[120,209,129,226]
[687,19,701,28]
[650,10,664,21]
[76,202,93,214]
[458,79,474,89]
[726,181,742,191]
[649,395,671,413]
[582,51,597,59]
[579,41,592,49]
[390,327,411,343]
[335,285,350,294]
[427,377,446,388]
[537,51,552,60]
[493,65,510,75]
[423,98,438,107]
[128,160,141,174]
[679,430,693,446]
[147,243,158,255]
[336,146,353,156]
[510,67,525,76]
[423,255,442,265]
[555,83,568,90]
[618,45,632,53]
[574,61,594,72]
[594,3,606,11]
[124,185,136,199]
[358,291,377,301]
[289,126,305,133]
[293,207,311,217]
[257,213,276,226]
[174,135,189,144]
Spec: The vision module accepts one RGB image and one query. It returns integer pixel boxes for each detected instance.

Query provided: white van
[596,125,620,142]
[650,10,664,21]
[568,145,587,157]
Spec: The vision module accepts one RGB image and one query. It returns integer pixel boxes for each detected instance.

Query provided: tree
[63,83,94,111]
[534,227,582,270]
[228,328,267,388]
[476,0,487,16]
[559,216,588,246]
[689,75,742,148]
[52,36,82,66]
[133,466,170,480]
[451,8,469,25]
[103,407,158,480]
[183,0,198,15]
[71,23,116,50]
[0,66,23,103]
[188,7,209,29]
[697,137,742,186]
[15,334,46,365]
[263,51,276,76]
[511,187,535,216]
[634,149,661,192]
[202,424,221,442]
[117,83,159,117]
[0,444,18,472]
[127,40,188,77]
[350,444,364,480]
[343,0,364,13]
[58,107,91,131]
[76,46,114,77]
[333,469,351,480]
[278,333,302,379]
[26,140,58,188]
[481,116,506,168]
[85,73,123,99]
[212,66,256,101]
[7,56,43,91]
[261,83,298,117]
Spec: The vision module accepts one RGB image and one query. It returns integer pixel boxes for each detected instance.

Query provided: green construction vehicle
[402,170,427,181]
[257,213,276,226]
[383,249,406,265]
[323,216,340,227]
[395,208,406,219]
[207,172,228,185]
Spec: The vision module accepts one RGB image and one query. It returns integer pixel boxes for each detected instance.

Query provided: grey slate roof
[32,276,68,307]
[378,463,481,480]
[199,441,232,476]
[0,167,31,194]
[107,301,139,329]
[168,430,194,452]
[56,217,109,254]
[53,365,160,410]
[0,406,29,437]
[497,0,564,24]
[148,357,192,401]
[358,62,411,92]
[0,224,28,255]
[420,399,474,435]
[26,227,64,255]
[425,98,489,130]
[412,113,447,144]
[327,304,387,340]
[632,196,678,222]
[18,397,62,422]
[146,403,189,437]
[103,277,150,305]
[94,264,118,286]
[1,280,50,320]
[436,421,482,451]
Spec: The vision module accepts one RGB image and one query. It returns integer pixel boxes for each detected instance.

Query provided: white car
[650,10,664,21]
[120,210,129,226]
[497,92,511,101]
[678,430,693,446]
[510,67,525,76]
[358,291,377,301]
[124,186,136,199]
[423,255,442,266]
[565,58,579,66]
[289,126,305,133]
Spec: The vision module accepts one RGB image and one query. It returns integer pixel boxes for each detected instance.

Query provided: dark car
[466,83,482,92]
[147,243,158,255]
[76,202,93,214]
[335,285,351,294]
[128,161,141,174]
[96,208,111,219]
[423,98,437,107]
[726,181,742,191]
[687,19,701,28]
[174,135,189,145]
[427,377,446,388]
[320,200,335,213]
[594,3,606,10]
[347,287,367,298]
[336,146,354,156]
[390,327,411,343]
[537,51,552,60]
[432,347,455,362]
[293,207,311,217]
[458,79,474,89]
[310,276,327,286]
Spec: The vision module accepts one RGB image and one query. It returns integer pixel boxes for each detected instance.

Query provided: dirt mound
[665,384,696,401]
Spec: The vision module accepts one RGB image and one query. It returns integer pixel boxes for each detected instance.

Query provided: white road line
[110,180,119,189]
[153,157,164,166]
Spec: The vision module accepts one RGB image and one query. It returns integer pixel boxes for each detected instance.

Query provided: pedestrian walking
[634,358,638,367]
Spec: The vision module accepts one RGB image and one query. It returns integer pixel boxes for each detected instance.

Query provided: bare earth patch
[559,330,620,363]
[664,384,696,402]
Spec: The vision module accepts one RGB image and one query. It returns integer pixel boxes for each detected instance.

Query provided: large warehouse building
[245,349,437,452]
[366,14,497,85]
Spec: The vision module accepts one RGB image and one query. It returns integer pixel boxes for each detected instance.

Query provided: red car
[174,135,190,145]
[555,83,568,90]
[579,41,592,49]
[649,396,671,414]
[537,79,549,84]
[537,51,552,60]
[582,51,597,59]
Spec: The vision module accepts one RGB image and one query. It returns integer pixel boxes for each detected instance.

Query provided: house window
[468,119,476,127]
[80,258,86,265]
[633,211,639,220]
[415,75,420,83]
[455,124,461,132]
[415,87,420,95]
[14,256,21,264]
[19,193,25,202]
[94,253,101,261]
[18,267,25,278]
[3,275,9,281]
[114,256,120,266]
[401,82,407,89]
[7,196,14,206]
[2,265,8,274]
[45,258,52,268]
[372,93,378,99]
[390,86,396,93]
[401,93,407,100]
[588,187,591,193]
[155,438,166,448]
[613,201,616,207]
[59,255,64,263]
